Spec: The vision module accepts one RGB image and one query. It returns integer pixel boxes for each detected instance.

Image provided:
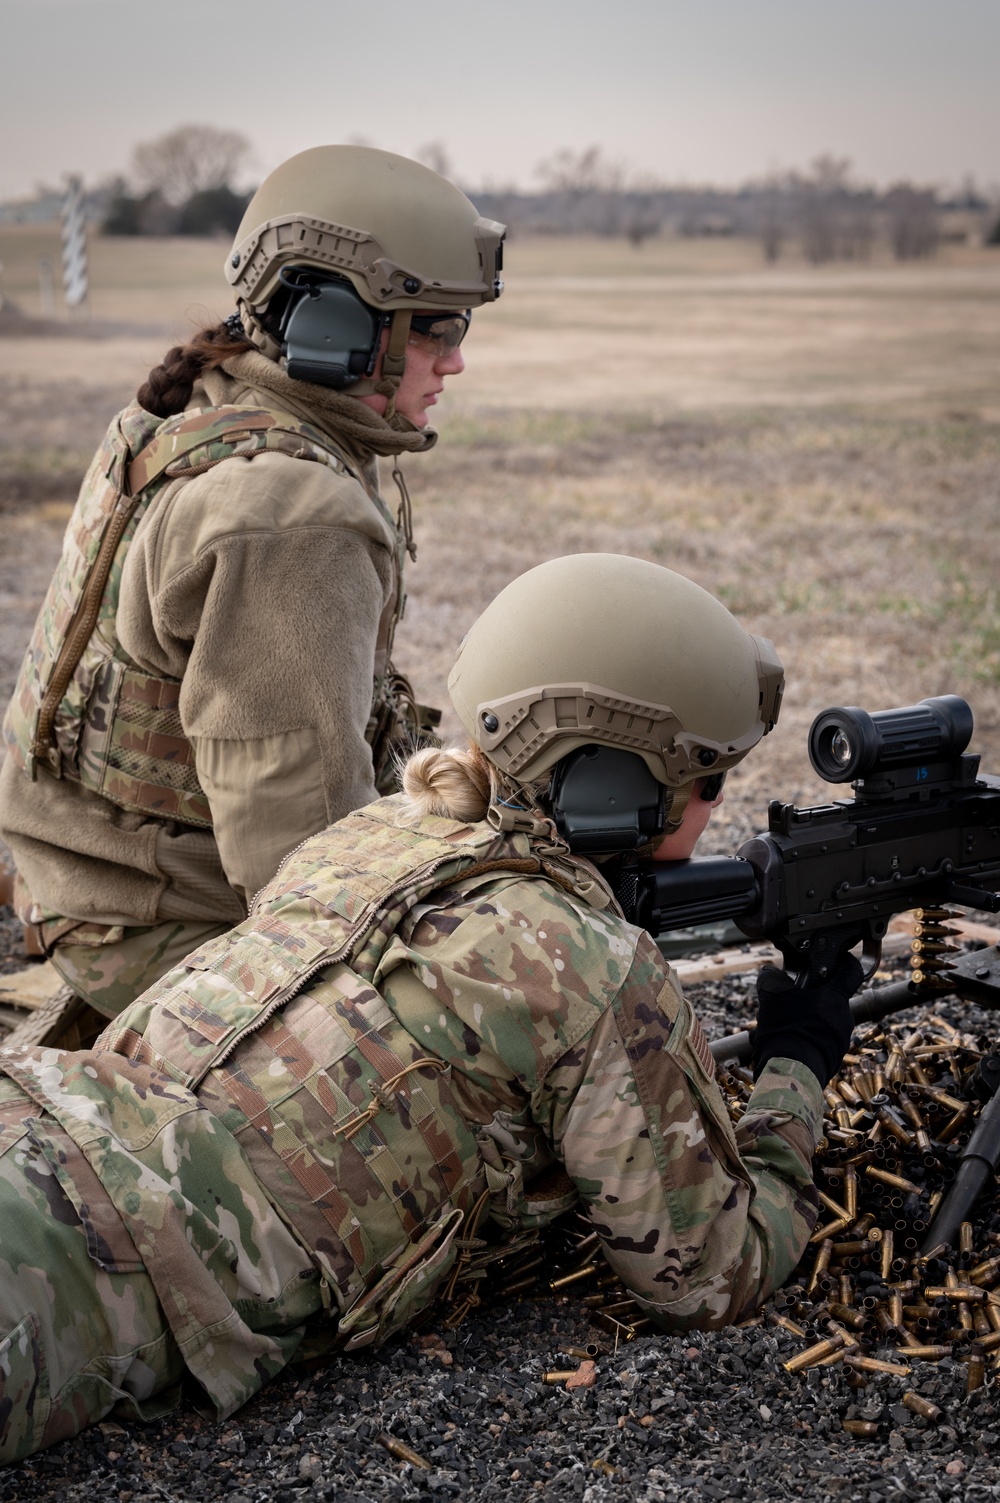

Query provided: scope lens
[808,707,874,782]
[830,729,853,767]
[807,695,973,784]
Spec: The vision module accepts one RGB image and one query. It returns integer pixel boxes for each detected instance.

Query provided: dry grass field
[2,225,1000,849]
[3,225,1000,1502]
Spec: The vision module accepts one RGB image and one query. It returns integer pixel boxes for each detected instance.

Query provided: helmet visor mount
[474,672,781,788]
[227,210,505,312]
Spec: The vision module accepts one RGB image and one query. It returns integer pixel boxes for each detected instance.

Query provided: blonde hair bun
[401,746,491,822]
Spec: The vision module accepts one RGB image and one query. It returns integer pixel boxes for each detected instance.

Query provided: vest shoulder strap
[29,405,359,771]
[127,404,362,495]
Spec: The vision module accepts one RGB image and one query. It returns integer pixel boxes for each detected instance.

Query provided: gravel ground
[2,1295,995,1503]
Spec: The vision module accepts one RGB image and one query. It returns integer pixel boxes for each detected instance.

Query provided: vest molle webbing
[2,402,399,829]
[101,800,610,1347]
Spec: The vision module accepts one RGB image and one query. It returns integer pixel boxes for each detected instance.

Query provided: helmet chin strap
[661,782,692,836]
[369,310,411,419]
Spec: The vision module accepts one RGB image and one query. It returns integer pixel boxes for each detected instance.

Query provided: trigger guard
[860,936,883,984]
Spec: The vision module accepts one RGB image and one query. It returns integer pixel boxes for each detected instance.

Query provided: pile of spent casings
[443,1002,1000,1436]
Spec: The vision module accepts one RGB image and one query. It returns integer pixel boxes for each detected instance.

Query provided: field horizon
[2,229,999,849]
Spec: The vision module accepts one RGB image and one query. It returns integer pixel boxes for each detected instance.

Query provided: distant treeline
[475,150,997,262]
[7,129,1000,261]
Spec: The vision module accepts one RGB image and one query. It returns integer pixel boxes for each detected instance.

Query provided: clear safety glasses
[406,311,471,356]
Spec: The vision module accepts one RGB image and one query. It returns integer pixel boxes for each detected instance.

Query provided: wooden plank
[0,961,66,1012]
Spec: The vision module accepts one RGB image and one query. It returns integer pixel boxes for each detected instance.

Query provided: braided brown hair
[137,320,255,417]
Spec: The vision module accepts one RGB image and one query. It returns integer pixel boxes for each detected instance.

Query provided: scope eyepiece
[808,695,973,784]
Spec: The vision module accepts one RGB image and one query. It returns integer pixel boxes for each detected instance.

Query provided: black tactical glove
[751,954,864,1087]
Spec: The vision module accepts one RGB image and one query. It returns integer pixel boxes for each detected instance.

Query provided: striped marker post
[61,175,88,311]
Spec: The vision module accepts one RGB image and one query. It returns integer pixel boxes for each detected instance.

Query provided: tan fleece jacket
[0,362,431,926]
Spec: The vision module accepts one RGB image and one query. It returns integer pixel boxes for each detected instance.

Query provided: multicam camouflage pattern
[49,918,232,1018]
[2,400,404,830]
[0,796,823,1460]
[115,795,821,1331]
[0,1046,322,1464]
[0,1073,185,1462]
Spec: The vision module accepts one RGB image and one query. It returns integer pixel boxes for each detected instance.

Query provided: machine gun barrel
[920,1086,1000,1253]
[709,978,941,1065]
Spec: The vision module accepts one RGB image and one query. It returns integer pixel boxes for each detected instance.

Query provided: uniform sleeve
[117,453,395,903]
[535,930,823,1330]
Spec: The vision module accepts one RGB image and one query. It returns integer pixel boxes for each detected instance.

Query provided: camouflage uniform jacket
[0,797,822,1420]
[0,359,424,936]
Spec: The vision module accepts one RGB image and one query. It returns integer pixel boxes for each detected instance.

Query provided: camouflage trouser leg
[0,1079,185,1464]
[49,920,231,1019]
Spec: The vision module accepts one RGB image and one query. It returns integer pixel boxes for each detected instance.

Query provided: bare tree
[131,124,253,205]
[797,154,854,264]
[414,141,454,182]
[536,145,625,196]
[535,146,639,236]
[885,183,940,260]
[838,196,877,261]
[755,173,790,263]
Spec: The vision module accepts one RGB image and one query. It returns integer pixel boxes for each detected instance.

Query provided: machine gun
[552,695,1000,1247]
[649,694,1000,1254]
[633,693,1000,983]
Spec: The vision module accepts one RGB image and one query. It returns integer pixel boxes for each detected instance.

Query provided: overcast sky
[2,0,997,201]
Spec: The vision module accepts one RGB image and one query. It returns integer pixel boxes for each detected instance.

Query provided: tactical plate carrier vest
[3,400,412,828]
[102,798,615,1349]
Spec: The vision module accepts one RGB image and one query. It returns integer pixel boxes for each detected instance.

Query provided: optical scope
[808,695,974,785]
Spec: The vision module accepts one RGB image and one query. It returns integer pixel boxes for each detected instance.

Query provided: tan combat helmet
[448,554,784,797]
[225,145,505,403]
